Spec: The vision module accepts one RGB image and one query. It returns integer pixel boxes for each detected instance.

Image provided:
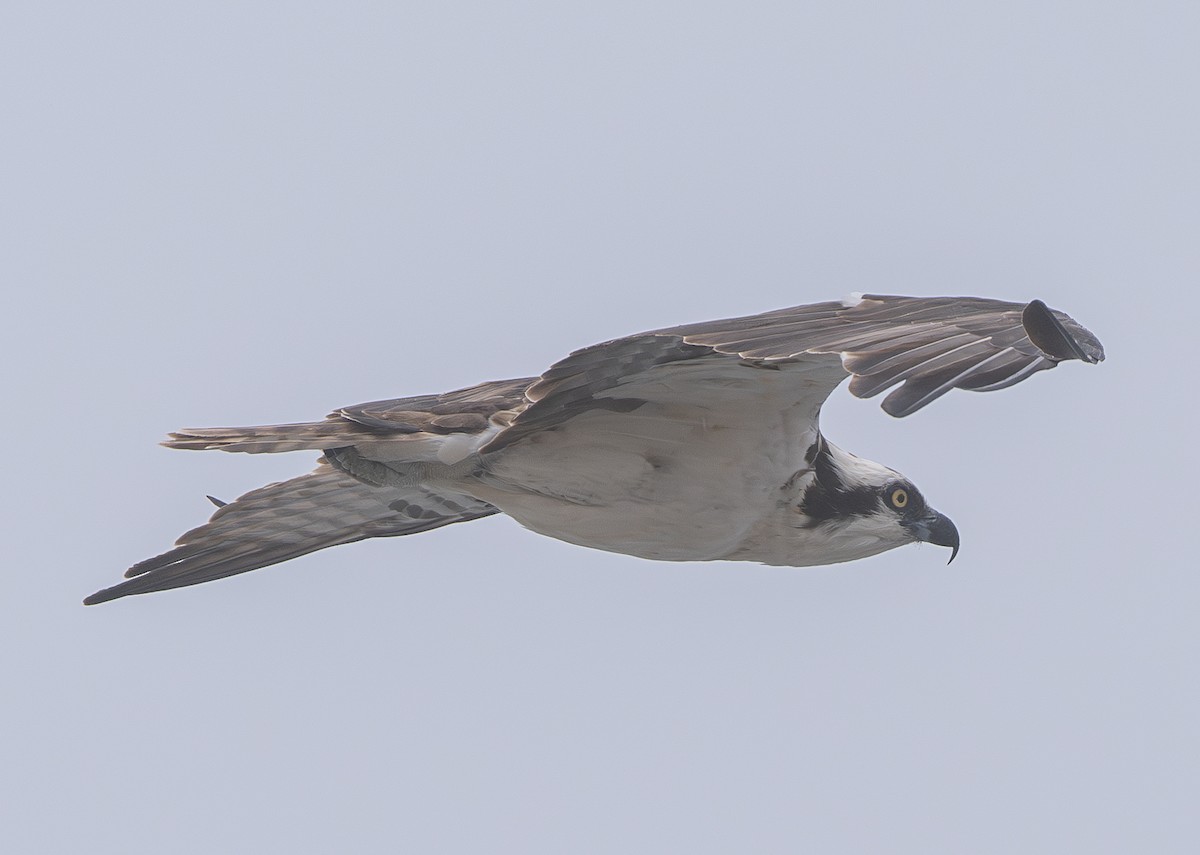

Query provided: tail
[161,378,534,456]
[163,420,388,454]
[85,461,496,604]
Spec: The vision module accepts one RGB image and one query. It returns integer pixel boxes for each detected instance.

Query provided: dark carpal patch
[644,455,668,472]
[324,446,397,487]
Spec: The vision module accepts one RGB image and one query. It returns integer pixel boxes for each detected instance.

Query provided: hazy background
[3,2,1197,852]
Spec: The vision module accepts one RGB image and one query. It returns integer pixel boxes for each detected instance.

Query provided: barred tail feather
[163,421,380,454]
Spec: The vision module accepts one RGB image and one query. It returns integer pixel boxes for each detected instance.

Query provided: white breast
[470,364,826,561]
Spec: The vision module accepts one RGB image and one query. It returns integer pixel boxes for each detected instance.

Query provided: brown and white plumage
[86,295,1103,605]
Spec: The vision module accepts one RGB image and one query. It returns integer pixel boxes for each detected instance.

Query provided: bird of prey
[85,294,1103,605]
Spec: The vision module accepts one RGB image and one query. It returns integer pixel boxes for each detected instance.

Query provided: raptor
[86,294,1103,604]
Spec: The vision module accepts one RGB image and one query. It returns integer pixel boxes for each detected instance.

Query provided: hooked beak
[906,509,961,564]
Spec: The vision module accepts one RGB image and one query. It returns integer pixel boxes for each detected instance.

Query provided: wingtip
[86,575,150,604]
[83,588,117,606]
[1022,299,1105,364]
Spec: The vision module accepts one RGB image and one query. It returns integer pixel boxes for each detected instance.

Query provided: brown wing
[484,295,1103,452]
[84,462,496,604]
[669,295,1103,415]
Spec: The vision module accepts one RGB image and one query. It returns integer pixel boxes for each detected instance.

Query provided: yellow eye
[891,488,908,509]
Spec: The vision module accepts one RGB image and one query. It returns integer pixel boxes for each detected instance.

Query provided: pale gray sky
[3,2,1198,853]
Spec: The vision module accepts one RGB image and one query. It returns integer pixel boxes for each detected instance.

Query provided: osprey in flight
[86,295,1103,605]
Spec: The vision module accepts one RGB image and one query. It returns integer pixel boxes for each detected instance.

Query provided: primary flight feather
[86,294,1103,605]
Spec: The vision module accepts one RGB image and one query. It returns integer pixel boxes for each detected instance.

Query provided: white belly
[469,397,818,562]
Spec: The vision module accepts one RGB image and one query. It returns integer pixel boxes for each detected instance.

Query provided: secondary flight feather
[86,294,1103,605]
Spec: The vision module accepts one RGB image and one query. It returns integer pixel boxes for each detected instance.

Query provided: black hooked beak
[906,509,961,564]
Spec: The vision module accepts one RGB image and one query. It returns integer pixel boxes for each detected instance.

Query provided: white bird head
[792,438,960,565]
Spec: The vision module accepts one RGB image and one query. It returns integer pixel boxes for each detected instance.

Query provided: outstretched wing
[484,295,1103,451]
[85,462,496,604]
[669,295,1103,415]
[92,294,1101,603]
